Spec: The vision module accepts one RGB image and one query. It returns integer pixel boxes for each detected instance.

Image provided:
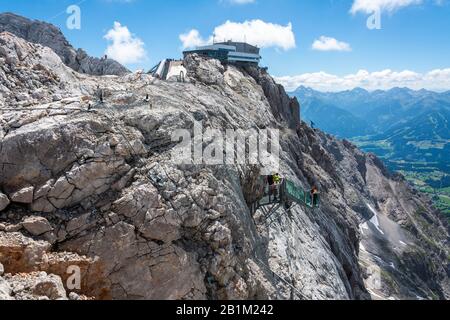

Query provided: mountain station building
[150,41,262,81]
[183,41,261,66]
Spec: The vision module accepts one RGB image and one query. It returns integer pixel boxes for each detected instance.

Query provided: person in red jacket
[310,186,319,207]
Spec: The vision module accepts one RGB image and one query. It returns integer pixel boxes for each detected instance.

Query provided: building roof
[183,41,261,65]
[185,44,236,52]
[215,41,260,54]
[184,41,260,54]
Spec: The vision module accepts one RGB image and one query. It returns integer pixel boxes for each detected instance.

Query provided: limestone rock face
[185,53,225,85]
[0,30,448,301]
[0,275,12,300]
[0,231,108,299]
[3,272,67,300]
[0,12,129,76]
[0,31,84,109]
[243,66,301,130]
[0,232,51,273]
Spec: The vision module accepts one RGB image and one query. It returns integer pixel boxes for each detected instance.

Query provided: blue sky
[1,0,449,91]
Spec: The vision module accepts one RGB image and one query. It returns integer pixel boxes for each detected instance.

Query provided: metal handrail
[250,178,320,215]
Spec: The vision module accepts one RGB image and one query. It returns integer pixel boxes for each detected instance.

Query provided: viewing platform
[250,179,320,217]
[183,40,262,66]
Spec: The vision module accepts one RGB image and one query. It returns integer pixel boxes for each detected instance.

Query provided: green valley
[290,87,450,220]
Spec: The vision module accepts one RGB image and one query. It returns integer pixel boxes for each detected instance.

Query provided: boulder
[5,272,67,300]
[0,232,51,273]
[65,213,92,235]
[21,216,53,236]
[0,192,9,211]
[10,186,34,204]
[0,231,108,299]
[0,277,12,300]
[69,292,81,300]
[184,53,225,85]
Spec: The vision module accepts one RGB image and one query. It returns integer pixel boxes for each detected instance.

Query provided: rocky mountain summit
[0,12,129,76]
[0,29,449,300]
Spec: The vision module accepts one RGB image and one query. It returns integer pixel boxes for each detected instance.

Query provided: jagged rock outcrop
[0,192,9,211]
[0,12,129,76]
[2,272,67,300]
[243,65,301,129]
[0,31,448,300]
[0,231,106,299]
[21,216,53,236]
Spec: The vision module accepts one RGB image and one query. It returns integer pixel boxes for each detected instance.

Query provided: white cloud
[350,0,423,14]
[312,36,352,52]
[180,19,296,50]
[104,21,147,64]
[275,68,450,92]
[179,29,212,49]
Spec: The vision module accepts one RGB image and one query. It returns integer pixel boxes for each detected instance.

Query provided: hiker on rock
[271,173,282,200]
[273,173,281,185]
[267,175,274,200]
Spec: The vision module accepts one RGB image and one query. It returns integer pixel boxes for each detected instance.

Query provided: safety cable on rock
[249,205,309,301]
[90,101,148,169]
[248,183,324,301]
[264,202,303,229]
[0,98,151,171]
[253,255,307,300]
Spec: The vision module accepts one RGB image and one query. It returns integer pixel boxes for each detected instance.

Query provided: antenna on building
[213,32,216,44]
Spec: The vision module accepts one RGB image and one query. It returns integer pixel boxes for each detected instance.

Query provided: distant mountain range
[290,86,450,216]
[291,86,450,138]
